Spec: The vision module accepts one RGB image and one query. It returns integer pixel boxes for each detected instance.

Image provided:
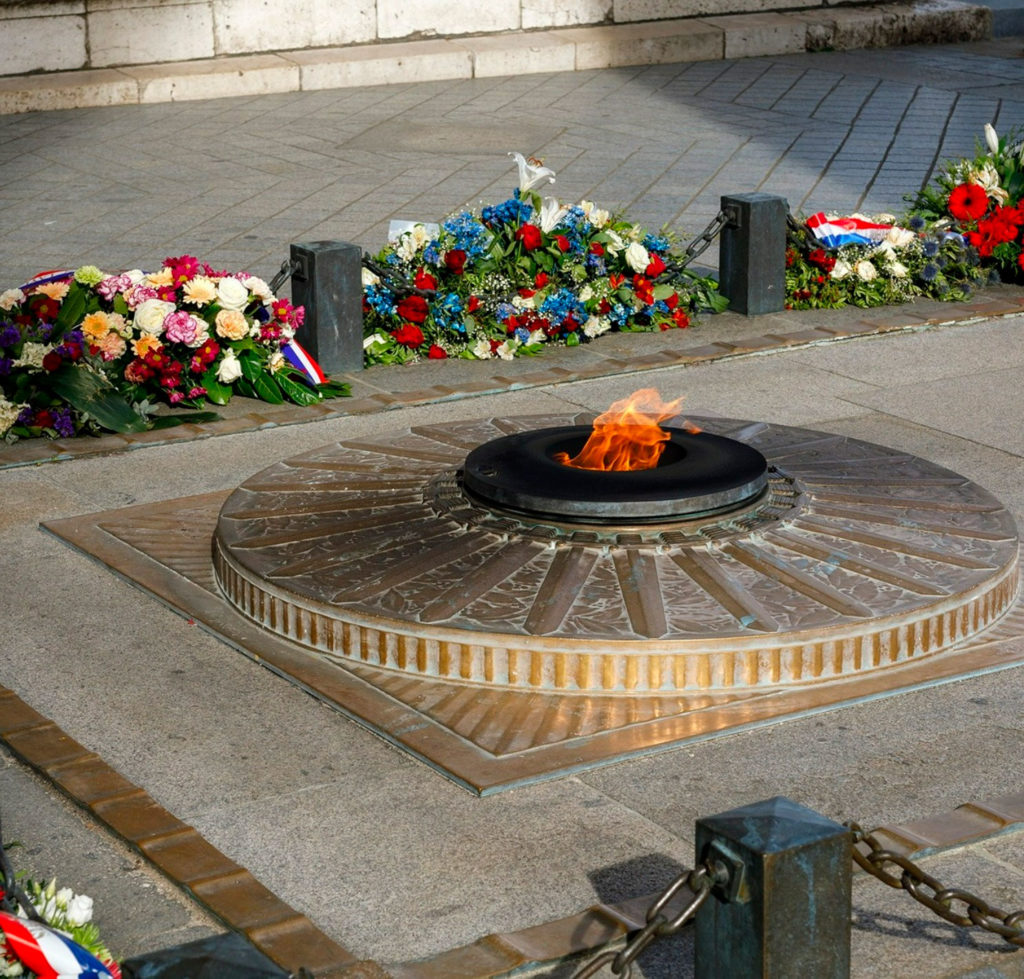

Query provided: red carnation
[392,324,425,348]
[948,183,989,222]
[396,295,429,324]
[414,268,437,290]
[427,344,447,359]
[515,224,543,251]
[443,250,467,275]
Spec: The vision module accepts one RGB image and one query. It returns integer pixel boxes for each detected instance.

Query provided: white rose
[125,269,145,284]
[831,259,852,280]
[885,227,916,248]
[578,284,594,302]
[243,276,271,299]
[216,350,243,383]
[0,288,25,310]
[134,299,176,334]
[216,276,250,311]
[604,230,624,256]
[187,315,210,348]
[985,122,999,155]
[625,242,650,273]
[855,260,878,282]
[583,315,612,338]
[55,887,74,908]
[512,294,535,310]
[361,267,380,287]
[65,893,93,927]
[889,261,909,278]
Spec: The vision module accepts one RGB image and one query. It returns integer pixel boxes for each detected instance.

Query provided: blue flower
[922,239,939,258]
[643,233,670,253]
[920,263,939,282]
[496,302,516,323]
[514,326,531,343]
[423,241,441,265]
[432,292,466,333]
[442,211,489,257]
[482,197,532,227]
[365,284,396,315]
[909,215,926,231]
[539,288,587,328]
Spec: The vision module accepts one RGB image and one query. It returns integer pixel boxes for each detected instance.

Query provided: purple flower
[53,407,75,438]
[0,357,12,376]
[0,324,20,348]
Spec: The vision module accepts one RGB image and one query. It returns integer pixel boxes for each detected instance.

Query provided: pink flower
[96,273,132,301]
[163,310,198,345]
[125,284,158,309]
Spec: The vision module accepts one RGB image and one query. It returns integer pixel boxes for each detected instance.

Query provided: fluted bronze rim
[212,415,1020,694]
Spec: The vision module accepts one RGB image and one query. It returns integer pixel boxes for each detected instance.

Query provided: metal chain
[268,257,301,295]
[572,865,714,979]
[678,209,733,269]
[847,822,1024,947]
[361,254,437,297]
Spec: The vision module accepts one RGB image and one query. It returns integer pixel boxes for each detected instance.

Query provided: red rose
[42,351,63,372]
[396,295,429,324]
[518,287,536,299]
[556,235,571,252]
[589,242,605,256]
[443,250,467,275]
[392,324,425,347]
[534,272,548,288]
[664,292,679,310]
[414,268,437,290]
[33,409,54,429]
[673,309,690,329]
[467,295,480,313]
[948,183,989,222]
[515,224,543,250]
[427,344,447,359]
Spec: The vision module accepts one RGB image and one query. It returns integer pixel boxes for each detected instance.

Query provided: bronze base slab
[44,491,1024,794]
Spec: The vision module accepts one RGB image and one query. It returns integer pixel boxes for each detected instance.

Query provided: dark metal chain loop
[847,822,1024,948]
[571,865,713,978]
[679,209,732,268]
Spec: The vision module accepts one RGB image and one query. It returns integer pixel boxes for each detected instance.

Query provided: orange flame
[554,389,696,471]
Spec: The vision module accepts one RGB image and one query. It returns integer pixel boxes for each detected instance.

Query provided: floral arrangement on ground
[360,152,729,366]
[785,123,1024,309]
[0,259,349,442]
[1,871,120,978]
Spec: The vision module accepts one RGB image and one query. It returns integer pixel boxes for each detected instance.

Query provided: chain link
[571,865,713,978]
[847,822,1024,948]
[679,209,733,268]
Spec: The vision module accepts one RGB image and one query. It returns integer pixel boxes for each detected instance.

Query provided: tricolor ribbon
[19,270,75,292]
[0,910,117,979]
[805,212,894,249]
[282,339,327,386]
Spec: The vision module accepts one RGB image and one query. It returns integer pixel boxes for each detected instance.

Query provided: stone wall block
[87,2,215,67]
[213,0,375,55]
[0,14,86,73]
[377,0,520,39]
[522,0,611,29]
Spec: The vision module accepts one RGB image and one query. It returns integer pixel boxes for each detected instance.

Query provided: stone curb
[0,0,991,115]
[3,290,1023,472]
[3,682,1024,977]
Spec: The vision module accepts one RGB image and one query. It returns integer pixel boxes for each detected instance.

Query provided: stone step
[0,0,992,115]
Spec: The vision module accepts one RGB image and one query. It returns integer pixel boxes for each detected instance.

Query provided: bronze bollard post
[694,796,852,977]
[288,240,364,374]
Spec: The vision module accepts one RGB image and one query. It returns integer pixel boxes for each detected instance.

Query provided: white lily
[985,122,999,155]
[539,196,569,233]
[509,151,556,193]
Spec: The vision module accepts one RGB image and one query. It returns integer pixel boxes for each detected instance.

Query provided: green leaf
[53,282,88,340]
[150,411,221,430]
[319,379,351,398]
[652,284,677,301]
[201,366,233,405]
[275,370,324,406]
[48,364,150,433]
[239,353,285,404]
